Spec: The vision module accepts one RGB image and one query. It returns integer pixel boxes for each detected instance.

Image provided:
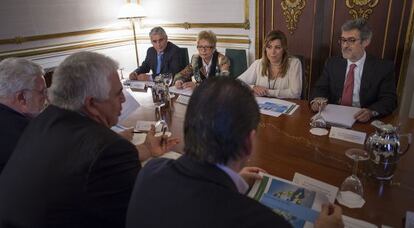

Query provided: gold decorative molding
[0,34,250,60]
[142,0,250,30]
[0,27,128,46]
[280,0,306,34]
[345,0,379,19]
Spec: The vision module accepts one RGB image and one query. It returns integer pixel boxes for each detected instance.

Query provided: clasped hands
[174,80,196,89]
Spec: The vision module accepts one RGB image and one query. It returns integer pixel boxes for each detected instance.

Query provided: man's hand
[314,204,344,228]
[239,167,266,187]
[310,97,328,112]
[144,125,180,157]
[354,108,373,122]
[129,72,150,81]
[252,85,268,97]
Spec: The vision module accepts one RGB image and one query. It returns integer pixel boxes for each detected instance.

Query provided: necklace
[268,77,277,90]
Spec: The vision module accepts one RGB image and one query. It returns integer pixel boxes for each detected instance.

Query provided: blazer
[0,103,30,174]
[0,105,140,228]
[126,155,292,228]
[310,55,397,116]
[174,51,230,83]
[133,41,185,78]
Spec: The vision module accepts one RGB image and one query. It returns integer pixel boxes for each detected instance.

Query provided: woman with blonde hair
[238,30,302,98]
[174,30,230,89]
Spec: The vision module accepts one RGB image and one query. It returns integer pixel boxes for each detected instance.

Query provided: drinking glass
[310,97,327,128]
[162,73,173,86]
[337,148,369,204]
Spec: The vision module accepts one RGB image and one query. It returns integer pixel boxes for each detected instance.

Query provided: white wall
[0,0,255,74]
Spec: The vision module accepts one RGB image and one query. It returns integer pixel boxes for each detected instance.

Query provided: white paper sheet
[319,104,360,128]
[118,88,140,123]
[169,86,193,96]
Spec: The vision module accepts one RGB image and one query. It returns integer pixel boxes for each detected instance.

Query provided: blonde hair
[261,30,289,79]
[197,30,217,48]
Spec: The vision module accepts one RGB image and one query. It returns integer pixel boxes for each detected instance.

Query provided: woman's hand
[252,86,268,97]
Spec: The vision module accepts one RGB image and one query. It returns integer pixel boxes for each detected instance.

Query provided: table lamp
[118,3,147,67]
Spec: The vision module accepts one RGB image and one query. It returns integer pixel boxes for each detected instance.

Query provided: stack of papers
[256,97,299,117]
[319,104,361,128]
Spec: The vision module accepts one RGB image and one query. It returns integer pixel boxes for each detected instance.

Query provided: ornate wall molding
[345,0,379,19]
[280,0,306,34]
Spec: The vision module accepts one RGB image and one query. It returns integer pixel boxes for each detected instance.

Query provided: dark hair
[261,30,289,79]
[341,18,372,41]
[184,77,260,164]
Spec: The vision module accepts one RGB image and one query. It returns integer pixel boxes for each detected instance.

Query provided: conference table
[121,89,414,227]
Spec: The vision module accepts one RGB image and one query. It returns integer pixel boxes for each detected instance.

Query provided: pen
[159,127,167,146]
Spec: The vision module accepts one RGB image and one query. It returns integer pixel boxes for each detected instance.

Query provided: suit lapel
[360,55,374,100]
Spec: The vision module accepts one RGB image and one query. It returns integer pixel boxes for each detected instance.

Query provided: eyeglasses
[338,37,361,45]
[197,46,213,50]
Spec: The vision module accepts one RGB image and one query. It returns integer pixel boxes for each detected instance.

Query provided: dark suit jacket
[0,103,30,174]
[310,55,397,116]
[0,105,140,228]
[133,41,185,78]
[126,155,292,228]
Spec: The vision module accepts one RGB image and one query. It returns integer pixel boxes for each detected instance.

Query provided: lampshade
[117,3,147,19]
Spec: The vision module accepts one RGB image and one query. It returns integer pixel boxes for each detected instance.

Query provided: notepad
[319,104,360,128]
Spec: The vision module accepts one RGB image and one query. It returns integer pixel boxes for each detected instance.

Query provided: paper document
[248,172,329,228]
[292,173,339,203]
[169,86,193,96]
[141,151,182,167]
[256,97,299,117]
[118,88,140,123]
[329,127,367,145]
[135,120,163,132]
[129,81,146,92]
[319,104,361,128]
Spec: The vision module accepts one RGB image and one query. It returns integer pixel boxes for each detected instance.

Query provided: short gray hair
[149,26,167,39]
[0,58,44,100]
[341,18,372,41]
[49,51,119,111]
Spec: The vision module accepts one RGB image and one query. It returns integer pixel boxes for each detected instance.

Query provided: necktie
[156,53,163,75]
[341,63,356,106]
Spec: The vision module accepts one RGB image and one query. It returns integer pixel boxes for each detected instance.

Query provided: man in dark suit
[129,26,185,81]
[126,77,343,228]
[0,58,47,174]
[310,18,397,122]
[0,52,178,227]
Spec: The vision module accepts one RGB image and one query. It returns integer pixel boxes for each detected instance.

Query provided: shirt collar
[216,164,249,194]
[347,51,366,68]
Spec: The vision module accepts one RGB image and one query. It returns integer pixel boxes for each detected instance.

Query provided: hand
[354,108,373,122]
[175,80,183,89]
[118,128,134,141]
[182,81,196,89]
[314,204,344,228]
[239,167,266,187]
[129,72,138,80]
[310,97,328,112]
[252,86,268,97]
[144,125,180,157]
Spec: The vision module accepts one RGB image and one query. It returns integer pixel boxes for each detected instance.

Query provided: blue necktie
[156,53,163,75]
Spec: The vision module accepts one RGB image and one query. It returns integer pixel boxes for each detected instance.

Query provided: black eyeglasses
[197,46,213,50]
[338,37,361,45]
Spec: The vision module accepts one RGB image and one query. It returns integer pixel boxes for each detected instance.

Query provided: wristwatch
[371,110,379,118]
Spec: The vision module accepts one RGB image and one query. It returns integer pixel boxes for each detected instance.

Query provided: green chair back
[225,49,247,79]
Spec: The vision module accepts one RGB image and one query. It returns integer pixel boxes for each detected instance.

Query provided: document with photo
[248,173,329,228]
[256,97,299,117]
